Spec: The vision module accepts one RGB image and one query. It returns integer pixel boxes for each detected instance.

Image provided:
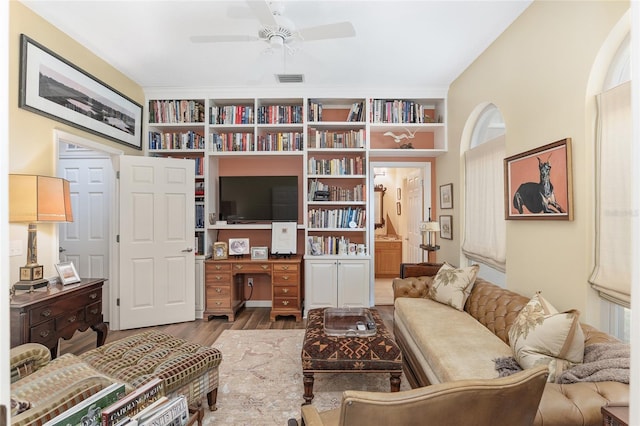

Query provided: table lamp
[9,174,73,291]
[419,209,440,251]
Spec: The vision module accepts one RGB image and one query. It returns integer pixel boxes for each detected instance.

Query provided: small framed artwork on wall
[440,183,453,209]
[439,215,453,240]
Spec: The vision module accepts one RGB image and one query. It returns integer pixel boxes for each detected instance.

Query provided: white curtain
[462,135,506,271]
[589,81,632,307]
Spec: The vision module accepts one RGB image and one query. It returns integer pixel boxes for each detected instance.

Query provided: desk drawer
[206,262,231,272]
[273,297,298,309]
[206,297,231,309]
[274,263,299,272]
[206,272,232,284]
[232,263,270,274]
[207,285,231,299]
[273,285,298,298]
[56,308,84,331]
[85,301,102,323]
[30,320,56,346]
[30,304,63,326]
[273,271,298,285]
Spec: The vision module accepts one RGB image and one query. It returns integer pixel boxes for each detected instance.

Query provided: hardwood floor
[58,305,395,356]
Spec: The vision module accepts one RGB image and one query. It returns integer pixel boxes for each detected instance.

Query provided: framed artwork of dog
[504,138,573,220]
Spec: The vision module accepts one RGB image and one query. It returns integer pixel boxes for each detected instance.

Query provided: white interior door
[405,170,424,263]
[118,155,195,329]
[58,145,113,321]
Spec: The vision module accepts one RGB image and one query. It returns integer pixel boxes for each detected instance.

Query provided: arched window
[462,104,506,283]
[590,31,630,341]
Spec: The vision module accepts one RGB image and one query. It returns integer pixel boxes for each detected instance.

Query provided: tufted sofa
[10,330,222,426]
[392,263,629,426]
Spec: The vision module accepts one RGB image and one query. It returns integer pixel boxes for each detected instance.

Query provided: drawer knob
[282,300,290,306]
[235,265,243,270]
[41,309,52,318]
[261,265,268,270]
[215,288,222,293]
[39,330,50,338]
[68,315,77,323]
[282,288,289,294]
[90,308,99,315]
[282,276,290,281]
[215,275,223,281]
[215,265,222,270]
[282,265,289,270]
[215,301,222,306]
[89,293,97,299]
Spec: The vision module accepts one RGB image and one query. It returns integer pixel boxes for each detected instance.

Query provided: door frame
[368,161,432,306]
[54,130,124,329]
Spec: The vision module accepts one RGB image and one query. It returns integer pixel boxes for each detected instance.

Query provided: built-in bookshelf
[146,94,446,311]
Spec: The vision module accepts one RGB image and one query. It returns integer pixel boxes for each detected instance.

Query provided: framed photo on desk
[55,261,81,285]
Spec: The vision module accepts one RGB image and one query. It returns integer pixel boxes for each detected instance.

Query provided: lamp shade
[9,175,73,223]
[419,221,440,232]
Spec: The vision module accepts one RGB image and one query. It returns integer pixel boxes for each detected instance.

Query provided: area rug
[203,329,409,425]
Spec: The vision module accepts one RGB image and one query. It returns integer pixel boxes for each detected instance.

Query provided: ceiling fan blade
[297,22,356,41]
[190,35,259,43]
[247,0,278,28]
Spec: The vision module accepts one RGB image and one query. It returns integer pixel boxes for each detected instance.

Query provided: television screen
[219,176,298,223]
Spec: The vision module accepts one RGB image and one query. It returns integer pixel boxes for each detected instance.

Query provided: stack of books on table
[43,383,126,426]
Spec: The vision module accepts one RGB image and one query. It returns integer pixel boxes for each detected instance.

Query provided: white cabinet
[305,258,370,313]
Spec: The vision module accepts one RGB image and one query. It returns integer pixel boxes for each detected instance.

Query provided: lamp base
[13,279,49,292]
[419,244,440,251]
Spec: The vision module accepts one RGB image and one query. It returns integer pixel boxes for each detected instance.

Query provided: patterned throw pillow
[508,292,584,382]
[428,263,479,310]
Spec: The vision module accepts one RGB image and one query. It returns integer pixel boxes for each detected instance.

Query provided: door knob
[59,247,66,253]
[182,248,193,253]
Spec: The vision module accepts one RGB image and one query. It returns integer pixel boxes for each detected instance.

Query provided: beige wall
[8,1,144,285]
[441,1,629,324]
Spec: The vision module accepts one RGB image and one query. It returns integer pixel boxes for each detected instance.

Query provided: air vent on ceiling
[276,74,304,83]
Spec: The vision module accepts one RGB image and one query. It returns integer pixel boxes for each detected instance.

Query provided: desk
[204,256,302,322]
[10,278,108,359]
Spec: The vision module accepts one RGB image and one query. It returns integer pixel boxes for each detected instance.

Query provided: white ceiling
[20,0,532,92]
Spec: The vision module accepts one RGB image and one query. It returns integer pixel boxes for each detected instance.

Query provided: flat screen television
[219,176,298,223]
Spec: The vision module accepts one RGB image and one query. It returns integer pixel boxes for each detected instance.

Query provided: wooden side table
[10,278,108,359]
[602,405,629,426]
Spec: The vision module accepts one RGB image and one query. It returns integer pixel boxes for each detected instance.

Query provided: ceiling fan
[190,1,356,52]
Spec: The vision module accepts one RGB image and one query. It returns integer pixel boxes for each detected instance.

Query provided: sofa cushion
[509,292,584,382]
[394,297,512,384]
[428,263,479,310]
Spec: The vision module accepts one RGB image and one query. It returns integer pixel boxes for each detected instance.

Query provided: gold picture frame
[213,242,228,260]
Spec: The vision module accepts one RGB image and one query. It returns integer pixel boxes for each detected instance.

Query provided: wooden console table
[204,256,302,322]
[10,278,108,359]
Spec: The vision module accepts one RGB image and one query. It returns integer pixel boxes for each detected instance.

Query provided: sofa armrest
[10,343,51,383]
[400,262,443,278]
[392,276,433,300]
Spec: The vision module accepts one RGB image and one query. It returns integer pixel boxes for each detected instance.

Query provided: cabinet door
[304,260,338,311]
[337,259,370,308]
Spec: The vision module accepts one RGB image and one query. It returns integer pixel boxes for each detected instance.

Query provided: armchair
[301,365,548,426]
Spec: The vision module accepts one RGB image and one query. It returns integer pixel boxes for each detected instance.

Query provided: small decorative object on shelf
[251,246,268,260]
[213,242,228,260]
[55,261,81,285]
[229,238,250,256]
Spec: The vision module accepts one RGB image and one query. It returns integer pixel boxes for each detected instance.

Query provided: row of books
[256,105,304,124]
[210,132,253,152]
[307,180,365,202]
[307,101,365,123]
[307,207,366,229]
[194,157,204,176]
[256,132,304,152]
[307,128,365,149]
[369,99,430,124]
[346,101,365,122]
[149,100,205,124]
[196,204,205,229]
[307,236,365,256]
[43,378,188,426]
[308,156,365,176]
[148,131,206,150]
[210,104,254,125]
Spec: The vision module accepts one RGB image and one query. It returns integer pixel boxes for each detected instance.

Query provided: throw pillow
[508,292,584,382]
[427,263,479,310]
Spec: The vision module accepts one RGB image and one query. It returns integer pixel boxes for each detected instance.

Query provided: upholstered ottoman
[79,330,222,411]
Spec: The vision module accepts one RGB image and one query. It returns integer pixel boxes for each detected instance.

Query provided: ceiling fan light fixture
[270,35,284,48]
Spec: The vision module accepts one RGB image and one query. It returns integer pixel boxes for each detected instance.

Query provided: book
[129,397,169,424]
[44,383,126,426]
[139,395,188,426]
[102,378,164,426]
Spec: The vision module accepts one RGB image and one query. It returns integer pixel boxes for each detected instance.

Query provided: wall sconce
[9,174,74,291]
